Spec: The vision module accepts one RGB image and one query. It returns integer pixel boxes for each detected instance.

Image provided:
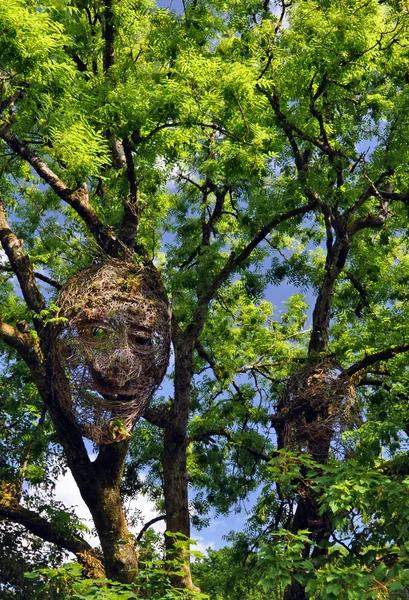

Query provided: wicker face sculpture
[56,261,171,444]
[279,358,359,460]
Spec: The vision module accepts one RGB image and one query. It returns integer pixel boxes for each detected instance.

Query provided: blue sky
[157,0,184,10]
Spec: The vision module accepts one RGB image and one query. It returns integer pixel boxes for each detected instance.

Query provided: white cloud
[190,536,214,561]
[52,467,217,561]
[53,470,165,547]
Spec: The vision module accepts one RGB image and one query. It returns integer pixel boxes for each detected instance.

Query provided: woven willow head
[279,358,359,460]
[56,261,171,444]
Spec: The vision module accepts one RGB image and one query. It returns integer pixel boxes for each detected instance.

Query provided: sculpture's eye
[129,329,152,347]
[77,324,111,344]
[132,336,152,346]
[92,327,107,339]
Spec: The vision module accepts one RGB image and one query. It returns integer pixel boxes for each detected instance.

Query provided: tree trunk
[309,236,349,355]
[284,580,307,600]
[162,331,195,589]
[86,443,138,581]
[40,334,139,582]
[283,228,350,598]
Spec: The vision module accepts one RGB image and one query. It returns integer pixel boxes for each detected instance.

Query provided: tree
[2,0,409,598]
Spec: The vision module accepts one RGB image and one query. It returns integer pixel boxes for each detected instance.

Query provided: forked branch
[187,200,318,339]
[0,126,115,252]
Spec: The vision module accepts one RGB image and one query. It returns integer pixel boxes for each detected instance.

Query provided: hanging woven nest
[55,260,171,444]
[277,358,359,460]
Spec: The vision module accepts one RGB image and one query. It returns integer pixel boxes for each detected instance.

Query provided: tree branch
[143,404,171,429]
[309,188,392,355]
[202,187,226,247]
[136,515,166,542]
[188,427,272,462]
[309,227,350,354]
[0,320,40,364]
[262,91,309,173]
[0,502,94,559]
[103,0,115,71]
[131,122,181,145]
[380,191,409,203]
[346,343,409,377]
[347,212,387,236]
[345,170,393,219]
[118,137,139,248]
[187,200,318,339]
[344,270,370,316]
[264,90,349,164]
[0,263,62,289]
[356,377,386,387]
[0,200,46,316]
[0,126,116,253]
[309,73,331,151]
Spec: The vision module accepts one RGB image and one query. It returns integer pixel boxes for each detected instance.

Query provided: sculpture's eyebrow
[78,320,111,327]
[129,325,153,334]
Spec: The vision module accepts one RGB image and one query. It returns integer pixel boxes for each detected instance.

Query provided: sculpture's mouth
[88,366,138,396]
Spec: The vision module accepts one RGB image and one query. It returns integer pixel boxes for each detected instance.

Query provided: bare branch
[136,515,166,542]
[0,263,62,289]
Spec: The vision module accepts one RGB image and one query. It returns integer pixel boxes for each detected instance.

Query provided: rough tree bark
[162,330,195,588]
